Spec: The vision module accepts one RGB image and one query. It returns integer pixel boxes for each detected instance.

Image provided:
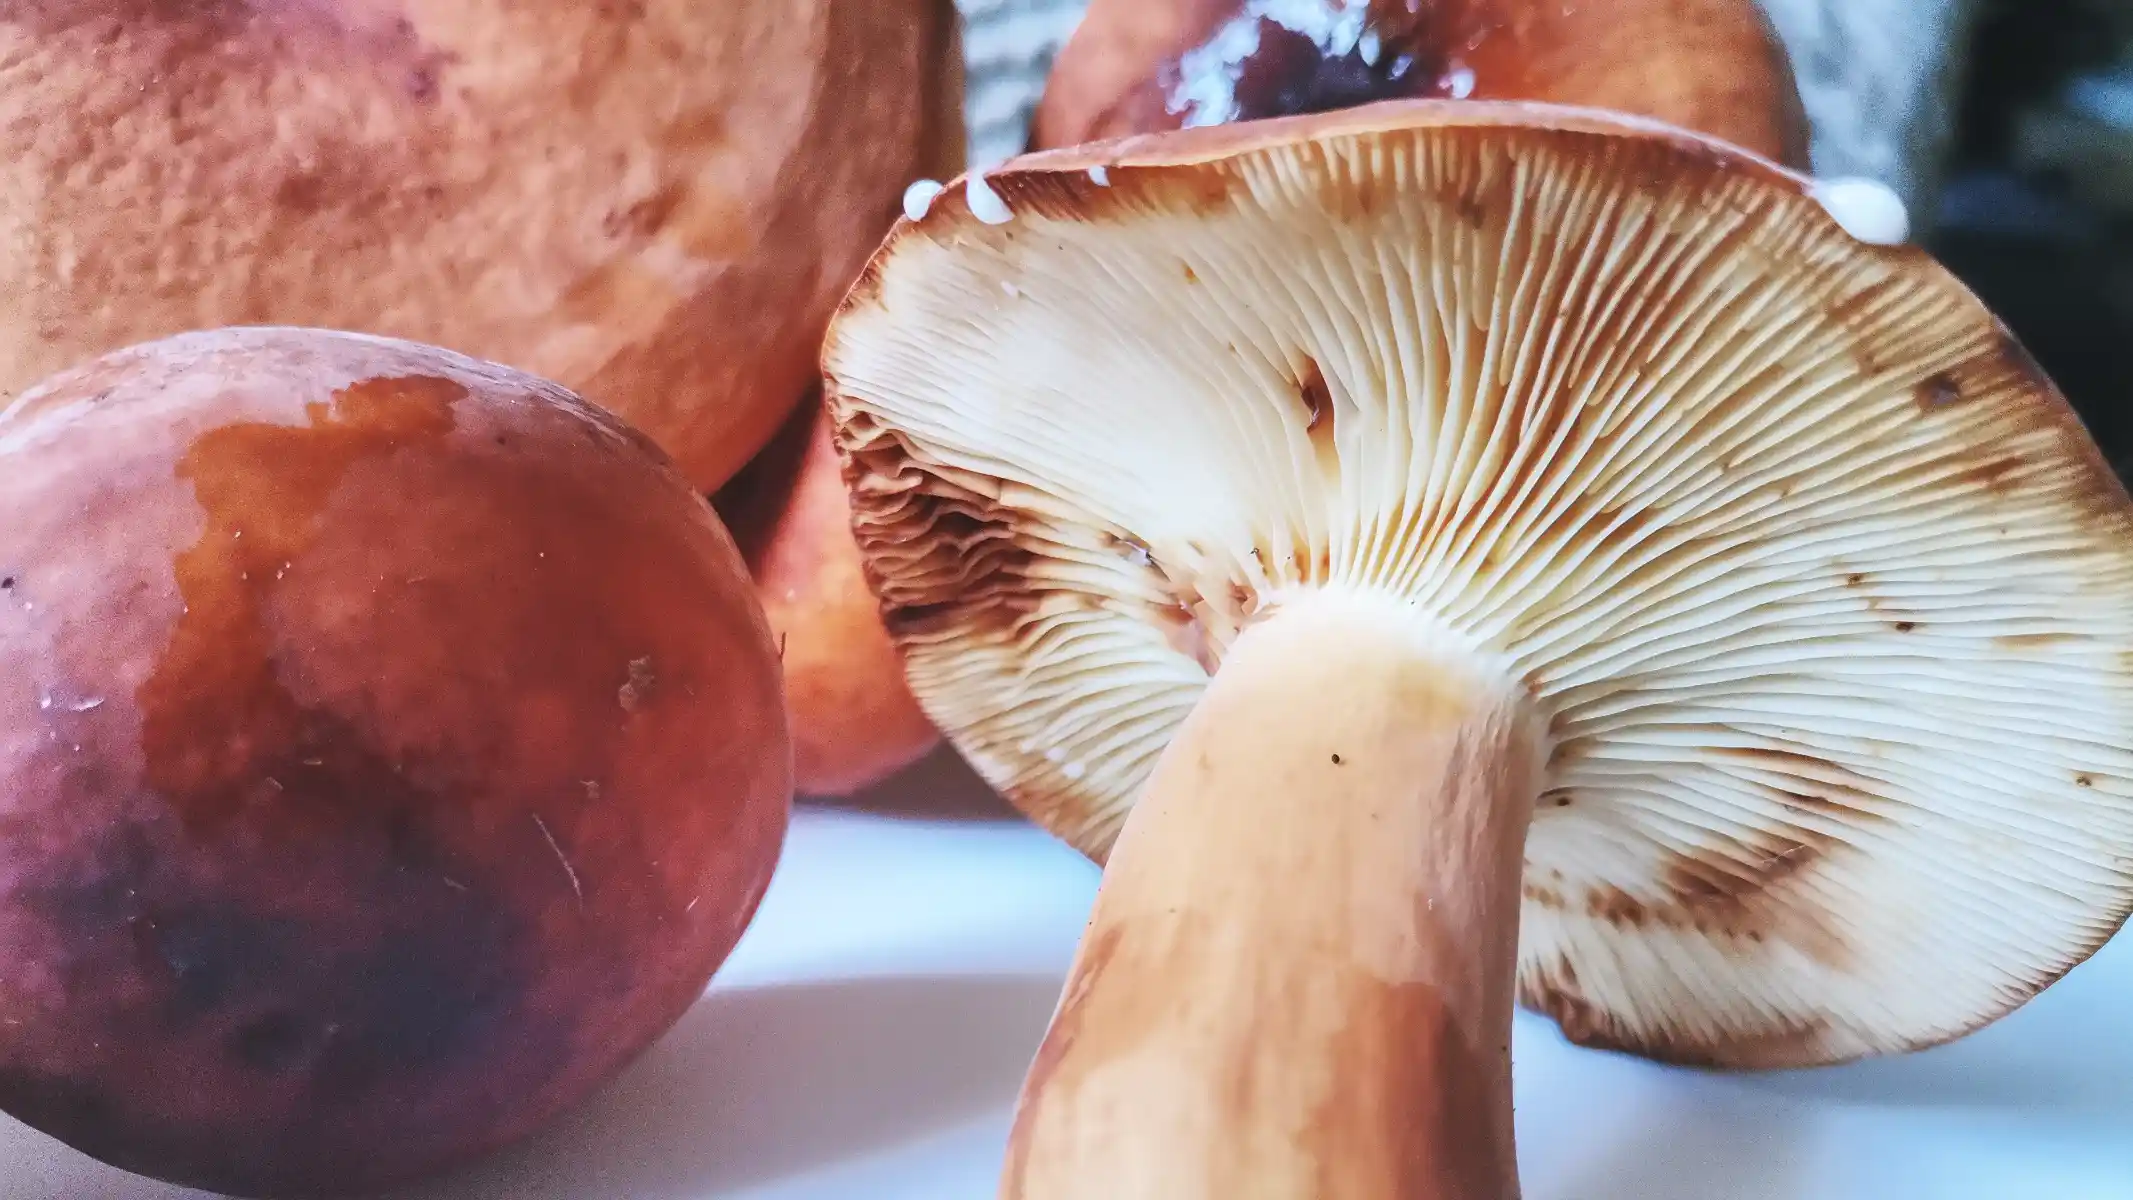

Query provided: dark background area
[1935,0,2133,476]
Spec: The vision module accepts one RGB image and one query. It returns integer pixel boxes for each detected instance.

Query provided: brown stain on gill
[1915,372,1964,413]
[1523,957,1834,1069]
[137,375,466,832]
[1914,330,2056,418]
[1997,632,2078,651]
[1523,959,1610,1049]
[1962,455,2027,493]
[1294,357,1339,481]
[837,415,1040,640]
[1575,745,1893,969]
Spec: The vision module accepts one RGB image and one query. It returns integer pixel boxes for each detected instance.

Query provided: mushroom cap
[822,101,2133,1068]
[0,0,964,492]
[1032,0,1810,168]
[715,396,941,797]
[0,327,790,1194]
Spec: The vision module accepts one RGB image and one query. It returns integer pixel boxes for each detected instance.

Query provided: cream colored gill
[825,111,2133,1067]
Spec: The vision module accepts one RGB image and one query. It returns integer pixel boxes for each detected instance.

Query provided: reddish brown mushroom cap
[827,101,2133,1069]
[0,328,791,1195]
[1032,0,1810,168]
[0,0,965,491]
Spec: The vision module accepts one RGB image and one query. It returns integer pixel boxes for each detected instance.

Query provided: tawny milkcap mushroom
[715,396,940,796]
[0,327,790,1196]
[1033,0,1810,167]
[824,102,2133,1197]
[0,0,964,492]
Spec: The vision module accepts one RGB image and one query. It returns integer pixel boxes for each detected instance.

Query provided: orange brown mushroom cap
[1031,0,1812,168]
[0,0,964,492]
[826,101,2133,1193]
[0,327,791,1196]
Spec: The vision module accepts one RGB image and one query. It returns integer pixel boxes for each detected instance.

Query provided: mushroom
[823,102,2133,1197]
[0,327,791,1197]
[1032,0,1810,167]
[714,395,940,796]
[0,0,965,492]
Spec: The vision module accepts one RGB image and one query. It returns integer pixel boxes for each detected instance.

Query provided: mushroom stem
[1002,591,1541,1200]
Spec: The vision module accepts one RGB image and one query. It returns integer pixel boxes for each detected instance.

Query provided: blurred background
[959,0,2133,474]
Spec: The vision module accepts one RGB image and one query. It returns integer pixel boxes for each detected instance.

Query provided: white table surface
[5,749,2130,1200]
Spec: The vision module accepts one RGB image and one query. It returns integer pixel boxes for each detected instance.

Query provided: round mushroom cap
[822,101,2133,1069]
[1032,0,1810,168]
[0,0,964,492]
[0,327,790,1195]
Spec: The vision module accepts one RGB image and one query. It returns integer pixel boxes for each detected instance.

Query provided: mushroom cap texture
[1032,0,1811,169]
[0,0,964,492]
[0,327,792,1196]
[822,101,2133,1069]
[715,397,940,797]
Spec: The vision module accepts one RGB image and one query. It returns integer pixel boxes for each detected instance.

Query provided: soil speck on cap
[618,657,655,712]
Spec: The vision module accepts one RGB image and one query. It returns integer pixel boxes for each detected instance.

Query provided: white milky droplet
[1088,165,1111,187]
[1810,177,1910,247]
[966,174,1014,226]
[902,179,945,222]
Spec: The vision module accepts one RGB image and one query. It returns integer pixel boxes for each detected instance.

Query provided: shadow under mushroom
[383,973,1065,1200]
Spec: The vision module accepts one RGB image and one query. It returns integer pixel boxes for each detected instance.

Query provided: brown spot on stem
[1001,925,1125,1193]
[1307,976,1507,1198]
